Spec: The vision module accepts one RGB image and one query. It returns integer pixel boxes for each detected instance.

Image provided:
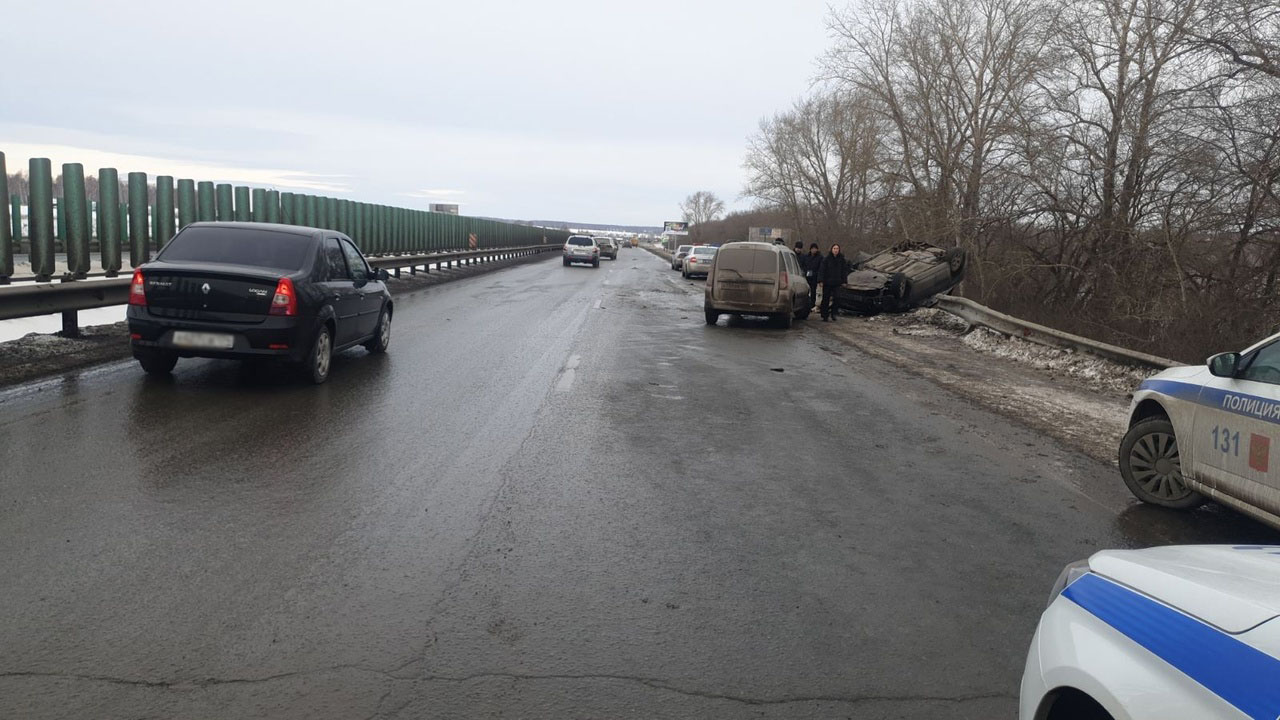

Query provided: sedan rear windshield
[567,237,594,246]
[158,227,314,271]
[715,248,779,274]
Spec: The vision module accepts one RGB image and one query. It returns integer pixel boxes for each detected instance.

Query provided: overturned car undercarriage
[835,241,967,314]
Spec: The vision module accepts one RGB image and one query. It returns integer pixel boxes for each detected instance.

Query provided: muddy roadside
[0,252,557,389]
[814,308,1156,467]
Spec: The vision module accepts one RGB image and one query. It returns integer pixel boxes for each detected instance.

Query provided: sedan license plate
[171,330,235,350]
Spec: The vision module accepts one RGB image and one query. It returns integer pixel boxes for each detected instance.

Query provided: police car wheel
[1119,418,1203,509]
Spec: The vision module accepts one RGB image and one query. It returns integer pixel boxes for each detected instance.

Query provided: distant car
[127,222,392,384]
[594,237,618,260]
[704,242,810,328]
[563,235,600,267]
[682,246,717,279]
[1021,545,1280,720]
[835,241,967,314]
[671,245,693,271]
[1119,330,1280,530]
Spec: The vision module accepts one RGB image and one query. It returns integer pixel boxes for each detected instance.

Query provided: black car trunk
[142,262,284,323]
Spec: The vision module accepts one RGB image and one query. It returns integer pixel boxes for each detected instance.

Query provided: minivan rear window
[568,237,594,246]
[715,247,779,274]
[157,227,314,271]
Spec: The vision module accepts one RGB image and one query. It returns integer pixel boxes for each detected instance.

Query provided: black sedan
[127,222,392,384]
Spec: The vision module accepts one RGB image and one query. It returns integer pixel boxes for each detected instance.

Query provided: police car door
[1191,338,1280,508]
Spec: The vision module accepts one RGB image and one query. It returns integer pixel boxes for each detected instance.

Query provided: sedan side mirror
[1208,352,1241,378]
[376,268,390,282]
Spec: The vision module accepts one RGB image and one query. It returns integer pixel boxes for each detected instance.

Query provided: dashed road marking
[555,354,581,392]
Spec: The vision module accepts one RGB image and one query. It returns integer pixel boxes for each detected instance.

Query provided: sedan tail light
[269,277,298,316]
[128,269,147,306]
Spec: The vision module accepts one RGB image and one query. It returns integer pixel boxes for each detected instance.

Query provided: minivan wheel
[136,349,178,375]
[563,257,570,266]
[776,311,793,329]
[705,309,720,326]
[1119,418,1203,509]
[795,306,811,320]
[300,325,333,384]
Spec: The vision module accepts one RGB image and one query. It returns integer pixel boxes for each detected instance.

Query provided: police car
[1021,545,1280,719]
[1118,332,1280,529]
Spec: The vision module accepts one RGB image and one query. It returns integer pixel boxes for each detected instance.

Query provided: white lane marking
[555,354,581,393]
[556,370,575,392]
[594,298,603,309]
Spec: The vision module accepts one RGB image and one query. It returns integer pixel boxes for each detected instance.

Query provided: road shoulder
[815,309,1141,466]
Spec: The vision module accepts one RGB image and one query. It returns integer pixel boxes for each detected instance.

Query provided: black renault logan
[127,222,393,384]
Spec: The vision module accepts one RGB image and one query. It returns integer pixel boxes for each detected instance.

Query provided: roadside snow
[864,308,1151,396]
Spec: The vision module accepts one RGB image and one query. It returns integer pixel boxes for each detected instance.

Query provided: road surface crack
[399,670,1012,708]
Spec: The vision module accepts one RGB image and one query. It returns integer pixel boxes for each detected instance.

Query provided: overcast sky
[1,0,832,226]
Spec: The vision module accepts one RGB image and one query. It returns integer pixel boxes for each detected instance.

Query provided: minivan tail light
[269,277,298,316]
[128,269,147,306]
[779,269,789,291]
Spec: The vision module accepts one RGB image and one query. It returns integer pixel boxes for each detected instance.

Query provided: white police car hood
[1145,364,1207,383]
[1090,545,1280,635]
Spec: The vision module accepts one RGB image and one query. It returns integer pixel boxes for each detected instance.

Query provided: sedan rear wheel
[365,307,391,354]
[1119,418,1203,509]
[137,349,178,376]
[301,325,333,385]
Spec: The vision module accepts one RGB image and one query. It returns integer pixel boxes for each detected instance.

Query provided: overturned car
[834,241,967,314]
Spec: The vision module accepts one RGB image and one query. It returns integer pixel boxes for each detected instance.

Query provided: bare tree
[1186,0,1280,79]
[823,0,1057,295]
[679,191,726,226]
[740,0,1280,359]
[744,91,888,247]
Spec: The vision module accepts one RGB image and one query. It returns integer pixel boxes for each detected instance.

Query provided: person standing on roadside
[818,243,851,322]
[793,241,804,257]
[800,243,822,310]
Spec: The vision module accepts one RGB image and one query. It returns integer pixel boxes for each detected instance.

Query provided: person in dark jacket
[818,243,851,321]
[800,243,822,310]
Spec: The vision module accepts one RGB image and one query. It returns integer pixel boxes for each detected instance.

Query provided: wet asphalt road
[2,249,1277,719]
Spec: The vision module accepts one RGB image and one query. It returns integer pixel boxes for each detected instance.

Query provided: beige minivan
[703,242,811,328]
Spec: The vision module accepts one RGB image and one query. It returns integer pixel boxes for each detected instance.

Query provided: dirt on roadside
[815,309,1149,467]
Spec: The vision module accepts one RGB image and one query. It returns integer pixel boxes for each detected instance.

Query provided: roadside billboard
[749,226,794,244]
[663,221,689,233]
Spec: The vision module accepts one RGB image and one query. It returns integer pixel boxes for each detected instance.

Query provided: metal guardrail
[642,245,673,262]
[0,278,130,321]
[932,294,1179,370]
[0,245,557,326]
[367,245,553,273]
